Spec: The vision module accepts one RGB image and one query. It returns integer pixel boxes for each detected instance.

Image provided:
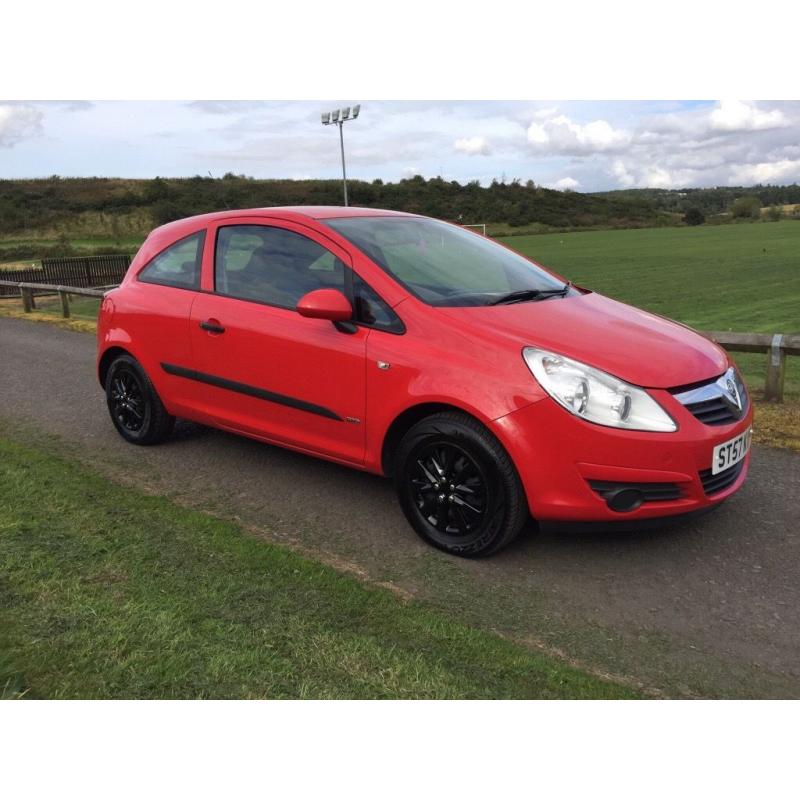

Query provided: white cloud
[0,103,44,147]
[547,176,581,191]
[612,160,635,188]
[402,166,420,179]
[3,100,800,192]
[728,158,800,185]
[710,100,788,132]
[527,114,629,154]
[640,167,676,189]
[453,135,491,155]
[610,160,694,190]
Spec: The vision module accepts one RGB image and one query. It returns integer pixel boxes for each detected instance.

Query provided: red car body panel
[98,206,753,524]
[492,393,751,521]
[438,292,729,389]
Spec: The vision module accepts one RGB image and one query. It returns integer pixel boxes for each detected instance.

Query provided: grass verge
[0,303,97,334]
[0,435,635,699]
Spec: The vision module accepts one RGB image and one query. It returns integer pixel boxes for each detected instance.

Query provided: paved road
[1,316,798,697]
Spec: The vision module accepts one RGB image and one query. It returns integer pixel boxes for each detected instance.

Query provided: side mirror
[296,288,353,322]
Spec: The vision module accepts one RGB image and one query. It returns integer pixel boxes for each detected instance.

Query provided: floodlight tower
[321,104,360,206]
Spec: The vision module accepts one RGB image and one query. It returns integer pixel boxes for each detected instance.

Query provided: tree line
[0,175,667,237]
[1,176,797,250]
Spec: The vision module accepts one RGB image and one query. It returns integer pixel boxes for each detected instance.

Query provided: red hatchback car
[97,207,753,556]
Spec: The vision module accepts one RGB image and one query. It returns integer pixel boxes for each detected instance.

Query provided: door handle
[199,319,225,334]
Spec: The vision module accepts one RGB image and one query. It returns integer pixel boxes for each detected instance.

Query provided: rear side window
[215,225,345,308]
[139,231,205,290]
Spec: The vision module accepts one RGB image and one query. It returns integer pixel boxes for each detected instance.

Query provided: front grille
[672,367,749,427]
[699,461,744,495]
[684,397,739,426]
[588,480,683,503]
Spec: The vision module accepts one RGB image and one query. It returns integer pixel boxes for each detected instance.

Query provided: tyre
[394,411,528,557]
[105,354,175,445]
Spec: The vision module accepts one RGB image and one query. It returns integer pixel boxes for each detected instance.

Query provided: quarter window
[353,273,404,333]
[215,225,346,308]
[139,231,205,290]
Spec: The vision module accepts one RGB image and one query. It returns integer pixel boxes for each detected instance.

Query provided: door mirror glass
[296,289,353,322]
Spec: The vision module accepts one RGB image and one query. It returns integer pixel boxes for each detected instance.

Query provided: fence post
[59,290,71,318]
[21,287,33,312]
[764,334,786,402]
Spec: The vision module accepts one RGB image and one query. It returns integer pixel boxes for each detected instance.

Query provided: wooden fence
[0,254,131,296]
[0,280,107,319]
[703,331,799,403]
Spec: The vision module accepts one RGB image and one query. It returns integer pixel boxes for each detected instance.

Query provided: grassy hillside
[594,185,800,216]
[0,175,671,260]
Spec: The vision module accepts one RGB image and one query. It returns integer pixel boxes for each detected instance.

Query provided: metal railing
[1,279,798,403]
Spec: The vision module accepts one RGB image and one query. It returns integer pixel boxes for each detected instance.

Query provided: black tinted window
[215,225,345,308]
[139,231,204,290]
[353,273,403,333]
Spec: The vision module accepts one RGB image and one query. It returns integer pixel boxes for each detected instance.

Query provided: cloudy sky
[2,100,799,191]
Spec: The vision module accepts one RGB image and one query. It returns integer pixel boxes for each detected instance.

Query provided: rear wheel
[105,354,174,445]
[394,411,527,557]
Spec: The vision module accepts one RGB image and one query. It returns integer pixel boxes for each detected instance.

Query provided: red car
[97,207,753,556]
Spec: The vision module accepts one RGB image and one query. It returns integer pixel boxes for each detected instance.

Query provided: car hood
[437,292,727,389]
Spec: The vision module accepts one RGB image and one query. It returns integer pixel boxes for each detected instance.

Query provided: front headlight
[523,347,677,432]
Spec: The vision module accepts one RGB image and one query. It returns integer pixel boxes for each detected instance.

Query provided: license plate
[712,428,752,475]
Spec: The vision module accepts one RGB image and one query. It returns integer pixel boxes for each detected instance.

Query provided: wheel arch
[98,345,134,388]
[380,402,493,477]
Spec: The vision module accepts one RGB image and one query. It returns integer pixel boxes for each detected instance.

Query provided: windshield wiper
[488,282,571,306]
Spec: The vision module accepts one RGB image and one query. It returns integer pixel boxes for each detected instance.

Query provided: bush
[683,207,705,226]
[152,200,191,226]
[731,196,761,219]
[766,205,784,222]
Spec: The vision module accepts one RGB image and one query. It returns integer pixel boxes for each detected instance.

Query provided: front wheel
[105,354,174,445]
[394,412,528,557]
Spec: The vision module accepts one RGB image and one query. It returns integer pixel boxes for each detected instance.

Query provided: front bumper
[491,389,753,523]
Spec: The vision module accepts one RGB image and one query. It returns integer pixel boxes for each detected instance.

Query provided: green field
[500,221,800,399]
[0,434,633,699]
[499,221,800,333]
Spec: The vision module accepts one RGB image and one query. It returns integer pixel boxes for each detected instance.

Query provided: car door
[186,217,368,465]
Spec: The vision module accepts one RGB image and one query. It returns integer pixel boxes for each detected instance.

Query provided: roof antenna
[209,170,231,209]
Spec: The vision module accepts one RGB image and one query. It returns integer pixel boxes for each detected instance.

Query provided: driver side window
[215,224,346,308]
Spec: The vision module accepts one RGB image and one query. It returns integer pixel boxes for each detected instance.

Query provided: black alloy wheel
[110,367,146,433]
[410,441,488,538]
[395,411,528,557]
[105,354,175,445]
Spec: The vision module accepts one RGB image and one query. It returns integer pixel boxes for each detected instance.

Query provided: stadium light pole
[321,105,360,206]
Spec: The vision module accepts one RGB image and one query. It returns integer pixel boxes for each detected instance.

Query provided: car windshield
[324,216,569,306]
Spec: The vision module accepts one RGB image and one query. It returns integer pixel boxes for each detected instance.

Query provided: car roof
[155,205,416,233]
[274,206,416,220]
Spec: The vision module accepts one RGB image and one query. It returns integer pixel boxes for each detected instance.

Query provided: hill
[593,184,800,217]
[0,175,670,260]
